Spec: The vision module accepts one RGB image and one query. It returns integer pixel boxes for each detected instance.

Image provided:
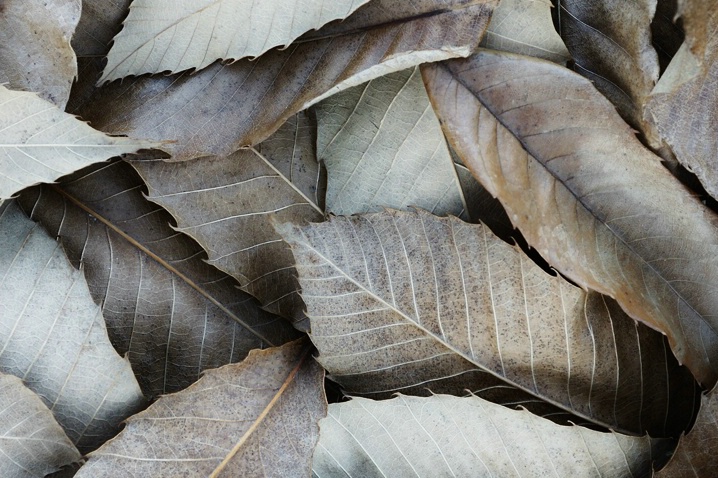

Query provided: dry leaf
[0,0,80,107]
[70,0,498,161]
[0,373,80,478]
[101,0,371,82]
[77,339,326,477]
[0,201,145,453]
[278,210,698,436]
[0,84,158,200]
[314,394,666,478]
[72,0,132,57]
[314,67,468,218]
[18,160,300,398]
[424,50,718,388]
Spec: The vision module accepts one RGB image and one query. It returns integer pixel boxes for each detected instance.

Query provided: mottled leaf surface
[424,50,718,388]
[481,0,570,63]
[77,340,326,477]
[71,0,498,161]
[0,0,81,107]
[0,373,80,478]
[101,0,371,81]
[315,67,467,218]
[279,210,697,436]
[313,394,664,478]
[0,201,145,453]
[557,0,660,136]
[18,160,299,398]
[0,84,158,200]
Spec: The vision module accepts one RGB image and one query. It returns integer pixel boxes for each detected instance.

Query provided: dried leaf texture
[480,0,570,63]
[423,50,718,388]
[314,67,468,218]
[0,201,145,453]
[101,0,371,81]
[557,0,660,136]
[72,0,132,57]
[313,394,664,478]
[655,391,718,476]
[0,373,80,478]
[18,160,299,398]
[676,0,717,58]
[77,340,326,477]
[644,7,718,200]
[131,148,324,329]
[278,210,697,437]
[0,0,80,107]
[0,85,158,200]
[71,0,498,161]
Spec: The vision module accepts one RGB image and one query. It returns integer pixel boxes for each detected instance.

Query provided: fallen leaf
[0,201,145,453]
[72,0,132,57]
[0,373,81,478]
[314,67,468,218]
[18,160,300,398]
[480,0,570,63]
[70,0,498,161]
[278,210,698,436]
[424,50,718,388]
[76,339,326,477]
[314,394,667,478]
[0,84,158,200]
[0,0,81,107]
[101,0,371,82]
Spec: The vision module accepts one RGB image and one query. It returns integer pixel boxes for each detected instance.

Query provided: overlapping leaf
[0,201,145,453]
[0,373,80,478]
[131,148,324,329]
[70,0,499,161]
[644,6,718,200]
[72,0,132,57]
[101,0,371,82]
[423,50,718,388]
[0,0,80,108]
[655,391,718,477]
[314,67,468,218]
[0,84,158,200]
[18,160,299,398]
[480,0,570,63]
[313,394,665,478]
[77,339,326,477]
[278,210,697,436]
[556,0,660,137]
[651,0,684,71]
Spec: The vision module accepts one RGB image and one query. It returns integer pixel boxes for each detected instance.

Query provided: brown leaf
[18,160,300,398]
[675,0,718,59]
[130,147,324,330]
[72,0,131,57]
[644,7,718,200]
[278,209,698,436]
[423,50,718,388]
[557,0,660,137]
[0,201,145,453]
[655,391,718,476]
[0,373,81,478]
[76,339,326,477]
[69,0,498,161]
[0,0,80,108]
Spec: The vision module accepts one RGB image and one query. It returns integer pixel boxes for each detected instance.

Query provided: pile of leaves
[2,0,718,476]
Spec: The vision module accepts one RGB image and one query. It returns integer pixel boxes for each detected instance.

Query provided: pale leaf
[18,160,300,398]
[0,373,80,478]
[278,210,697,436]
[481,0,570,63]
[70,0,498,161]
[76,339,326,477]
[423,50,718,388]
[0,84,159,200]
[0,201,145,453]
[0,0,80,107]
[313,394,665,478]
[314,67,468,218]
